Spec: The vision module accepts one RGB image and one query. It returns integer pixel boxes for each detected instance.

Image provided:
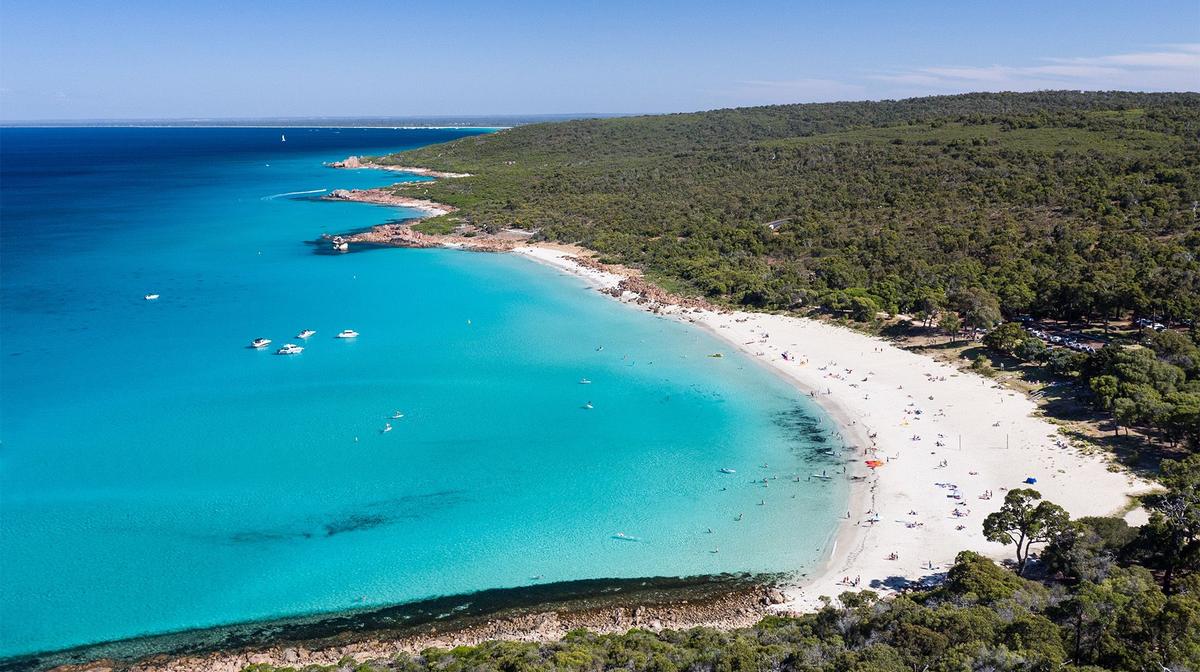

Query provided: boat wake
[261,188,327,201]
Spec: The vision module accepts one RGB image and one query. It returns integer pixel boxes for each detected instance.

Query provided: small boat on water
[250,338,272,349]
[281,133,286,142]
[583,401,594,410]
[579,378,592,384]
[380,423,392,433]
[336,329,359,339]
[296,329,316,339]
[143,294,160,301]
[275,343,303,355]
[391,411,405,419]
[811,472,834,480]
[612,532,639,542]
[719,468,737,474]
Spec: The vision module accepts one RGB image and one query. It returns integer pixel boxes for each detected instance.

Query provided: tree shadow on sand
[869,571,948,593]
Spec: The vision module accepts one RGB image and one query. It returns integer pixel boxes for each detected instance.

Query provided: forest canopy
[375,92,1200,325]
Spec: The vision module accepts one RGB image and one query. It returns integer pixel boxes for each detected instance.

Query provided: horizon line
[0,112,636,127]
[3,89,1197,126]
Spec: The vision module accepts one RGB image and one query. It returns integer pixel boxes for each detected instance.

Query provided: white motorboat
[719,468,737,474]
[391,411,405,419]
[250,338,272,349]
[275,343,303,355]
[579,378,592,384]
[296,329,316,339]
[336,329,359,339]
[144,294,160,301]
[380,423,392,433]
[583,401,594,410]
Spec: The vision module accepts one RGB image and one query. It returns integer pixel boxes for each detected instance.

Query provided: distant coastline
[0,124,512,130]
[0,112,632,128]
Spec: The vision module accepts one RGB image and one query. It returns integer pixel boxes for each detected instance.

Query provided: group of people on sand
[742,326,1022,592]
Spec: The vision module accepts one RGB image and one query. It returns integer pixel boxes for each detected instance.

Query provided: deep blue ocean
[0,127,845,657]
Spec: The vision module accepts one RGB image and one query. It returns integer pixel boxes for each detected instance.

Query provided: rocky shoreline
[27,576,785,672]
[318,162,718,311]
[316,209,716,314]
[323,188,456,217]
[325,156,471,178]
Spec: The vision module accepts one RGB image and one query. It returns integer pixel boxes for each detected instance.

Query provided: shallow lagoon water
[0,128,846,656]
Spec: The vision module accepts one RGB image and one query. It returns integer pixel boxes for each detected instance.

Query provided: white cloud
[870,44,1200,95]
[715,45,1198,109]
[1047,48,1200,69]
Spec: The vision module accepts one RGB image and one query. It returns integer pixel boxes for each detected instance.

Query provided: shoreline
[508,245,1153,610]
[319,169,1153,612]
[23,575,781,672]
[326,156,472,178]
[322,188,457,218]
[507,245,877,603]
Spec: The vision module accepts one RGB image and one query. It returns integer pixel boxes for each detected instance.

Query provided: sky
[1,0,1198,121]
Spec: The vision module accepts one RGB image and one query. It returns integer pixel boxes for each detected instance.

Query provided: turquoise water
[0,128,845,657]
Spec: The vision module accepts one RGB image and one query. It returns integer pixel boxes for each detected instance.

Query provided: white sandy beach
[512,245,1154,610]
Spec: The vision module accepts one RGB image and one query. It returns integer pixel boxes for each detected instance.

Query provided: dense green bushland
[243,456,1200,671]
[378,92,1199,325]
